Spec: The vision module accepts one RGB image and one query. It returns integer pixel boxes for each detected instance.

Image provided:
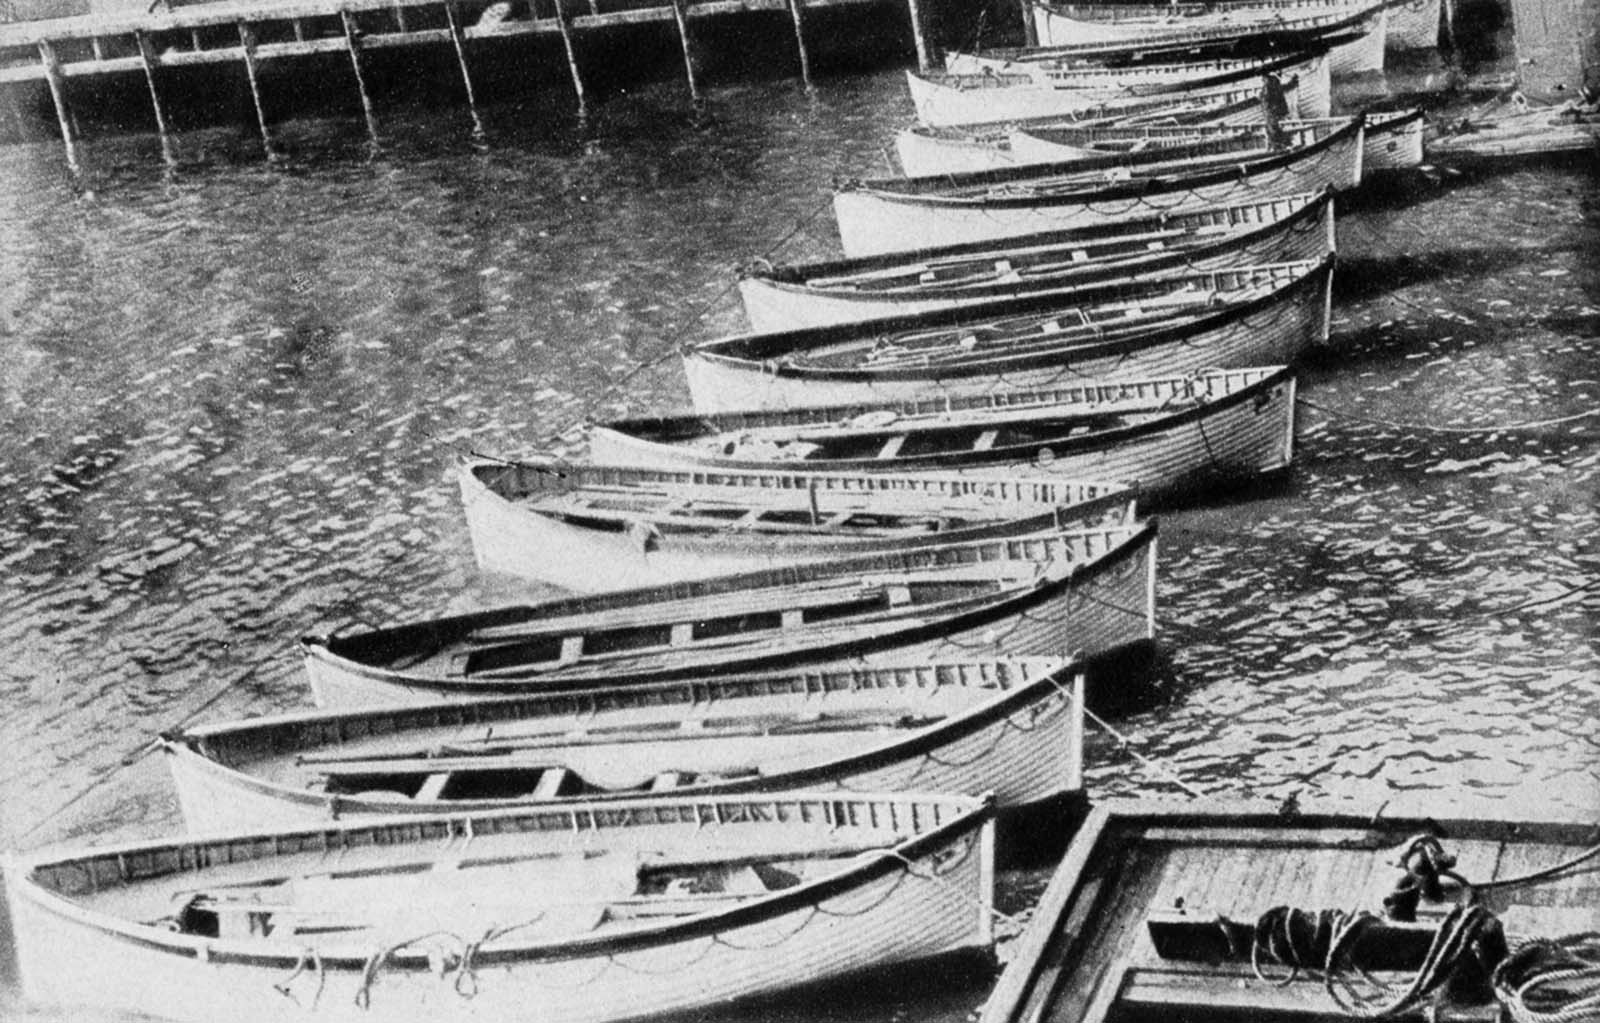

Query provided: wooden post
[236,23,276,158]
[551,0,588,115]
[905,0,932,73]
[785,0,813,89]
[441,0,483,136]
[340,10,380,145]
[667,0,701,103]
[36,40,81,175]
[135,31,177,168]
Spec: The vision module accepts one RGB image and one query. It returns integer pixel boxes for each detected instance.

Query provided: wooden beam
[135,31,177,168]
[551,0,588,115]
[905,0,932,73]
[443,1,484,135]
[667,0,701,103]
[36,40,81,174]
[340,9,381,145]
[786,0,813,89]
[236,23,276,159]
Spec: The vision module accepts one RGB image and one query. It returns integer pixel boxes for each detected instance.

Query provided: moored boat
[834,119,1363,256]
[1306,107,1423,171]
[163,659,1086,832]
[981,799,1600,1023]
[740,189,1335,329]
[1003,118,1326,171]
[1033,2,1389,76]
[302,521,1158,707]
[1008,109,1421,174]
[458,458,1134,591]
[593,366,1297,504]
[907,53,1321,127]
[893,81,1293,177]
[700,259,1333,409]
[940,48,1333,121]
[4,790,996,1023]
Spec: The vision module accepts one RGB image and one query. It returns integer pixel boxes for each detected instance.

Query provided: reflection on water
[0,63,1597,1023]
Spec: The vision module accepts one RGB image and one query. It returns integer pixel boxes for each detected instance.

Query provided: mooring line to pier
[1297,395,1600,434]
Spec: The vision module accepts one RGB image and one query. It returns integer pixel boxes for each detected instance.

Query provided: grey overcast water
[0,53,1597,1023]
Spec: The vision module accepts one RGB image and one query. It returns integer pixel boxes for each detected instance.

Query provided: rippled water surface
[0,60,1596,1023]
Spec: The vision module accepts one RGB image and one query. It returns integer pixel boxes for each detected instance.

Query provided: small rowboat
[1009,109,1422,174]
[739,189,1334,327]
[893,81,1293,177]
[981,799,1600,1023]
[1034,2,1389,76]
[301,521,1158,707]
[592,366,1296,504]
[162,659,1085,833]
[698,259,1333,410]
[458,458,1135,591]
[907,52,1320,127]
[939,48,1333,121]
[4,790,995,1023]
[834,119,1362,256]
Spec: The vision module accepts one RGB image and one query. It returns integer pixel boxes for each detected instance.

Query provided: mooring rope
[1493,933,1600,1023]
[1039,671,1205,799]
[1250,903,1506,1019]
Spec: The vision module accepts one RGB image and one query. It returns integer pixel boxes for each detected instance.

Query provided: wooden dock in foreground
[0,0,935,169]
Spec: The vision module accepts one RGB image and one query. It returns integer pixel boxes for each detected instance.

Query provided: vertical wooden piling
[1018,0,1038,47]
[135,31,177,167]
[551,0,588,115]
[236,23,276,158]
[37,40,81,174]
[443,2,481,108]
[667,0,701,103]
[786,0,813,89]
[905,0,932,73]
[340,10,380,145]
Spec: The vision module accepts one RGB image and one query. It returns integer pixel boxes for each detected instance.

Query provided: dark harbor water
[0,60,1597,1023]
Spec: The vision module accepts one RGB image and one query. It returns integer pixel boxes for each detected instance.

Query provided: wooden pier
[0,0,936,165]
